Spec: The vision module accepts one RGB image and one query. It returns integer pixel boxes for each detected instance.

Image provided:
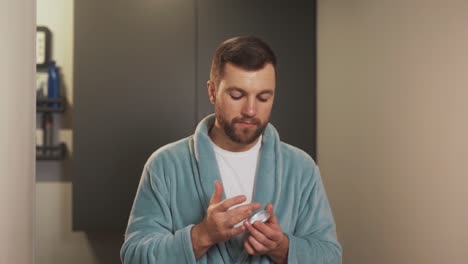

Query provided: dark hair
[210,36,277,85]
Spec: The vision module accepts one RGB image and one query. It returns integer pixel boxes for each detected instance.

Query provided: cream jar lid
[249,210,270,224]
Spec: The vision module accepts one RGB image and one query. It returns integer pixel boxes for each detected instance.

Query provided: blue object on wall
[47,61,60,108]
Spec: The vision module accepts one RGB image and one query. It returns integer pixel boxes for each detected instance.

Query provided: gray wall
[73,0,317,232]
[73,0,197,231]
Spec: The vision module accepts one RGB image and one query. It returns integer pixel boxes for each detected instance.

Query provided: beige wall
[0,0,35,263]
[317,1,468,263]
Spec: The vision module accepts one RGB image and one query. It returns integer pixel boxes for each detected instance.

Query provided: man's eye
[258,96,270,102]
[230,94,242,100]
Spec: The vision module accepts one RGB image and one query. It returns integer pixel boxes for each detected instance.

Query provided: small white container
[249,210,271,224]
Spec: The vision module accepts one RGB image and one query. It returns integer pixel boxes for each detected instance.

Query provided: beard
[215,108,268,145]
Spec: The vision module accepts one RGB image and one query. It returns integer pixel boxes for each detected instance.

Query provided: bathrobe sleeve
[120,165,197,264]
[285,164,342,264]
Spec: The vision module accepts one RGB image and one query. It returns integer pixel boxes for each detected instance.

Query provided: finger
[252,221,283,242]
[244,239,257,255]
[228,202,260,213]
[248,235,268,253]
[210,180,224,205]
[225,202,261,225]
[265,203,279,225]
[226,207,252,227]
[244,221,276,249]
[228,225,246,238]
[217,195,247,211]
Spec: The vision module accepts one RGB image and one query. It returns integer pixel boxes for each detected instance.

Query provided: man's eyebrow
[225,86,274,95]
[225,86,246,94]
[258,90,274,96]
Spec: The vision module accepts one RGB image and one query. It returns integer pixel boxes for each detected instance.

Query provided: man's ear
[207,80,216,104]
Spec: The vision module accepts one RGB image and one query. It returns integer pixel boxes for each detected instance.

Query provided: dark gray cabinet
[73,0,316,231]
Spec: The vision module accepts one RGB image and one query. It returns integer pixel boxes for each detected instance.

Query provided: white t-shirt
[211,136,262,206]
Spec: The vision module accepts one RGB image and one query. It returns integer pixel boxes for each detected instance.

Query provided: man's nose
[241,98,257,117]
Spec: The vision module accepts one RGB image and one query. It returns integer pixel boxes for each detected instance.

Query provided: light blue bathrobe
[121,115,342,263]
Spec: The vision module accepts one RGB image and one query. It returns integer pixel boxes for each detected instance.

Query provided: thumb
[210,180,224,205]
[266,203,278,224]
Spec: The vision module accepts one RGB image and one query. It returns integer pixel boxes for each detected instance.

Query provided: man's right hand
[191,180,261,259]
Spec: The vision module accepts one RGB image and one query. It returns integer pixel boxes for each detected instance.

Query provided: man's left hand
[243,203,289,264]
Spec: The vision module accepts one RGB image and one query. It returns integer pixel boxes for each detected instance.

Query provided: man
[120,36,342,263]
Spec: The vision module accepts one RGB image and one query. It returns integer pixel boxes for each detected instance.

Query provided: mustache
[232,117,261,124]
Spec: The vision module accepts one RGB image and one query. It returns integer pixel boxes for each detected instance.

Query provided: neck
[209,121,260,152]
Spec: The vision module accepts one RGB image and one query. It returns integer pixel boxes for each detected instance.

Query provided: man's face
[211,63,276,145]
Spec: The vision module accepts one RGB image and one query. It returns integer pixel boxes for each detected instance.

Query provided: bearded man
[121,36,342,264]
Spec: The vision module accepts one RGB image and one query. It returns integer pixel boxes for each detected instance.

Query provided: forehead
[219,63,276,92]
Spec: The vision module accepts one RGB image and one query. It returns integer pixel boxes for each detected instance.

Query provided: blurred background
[1,0,467,263]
